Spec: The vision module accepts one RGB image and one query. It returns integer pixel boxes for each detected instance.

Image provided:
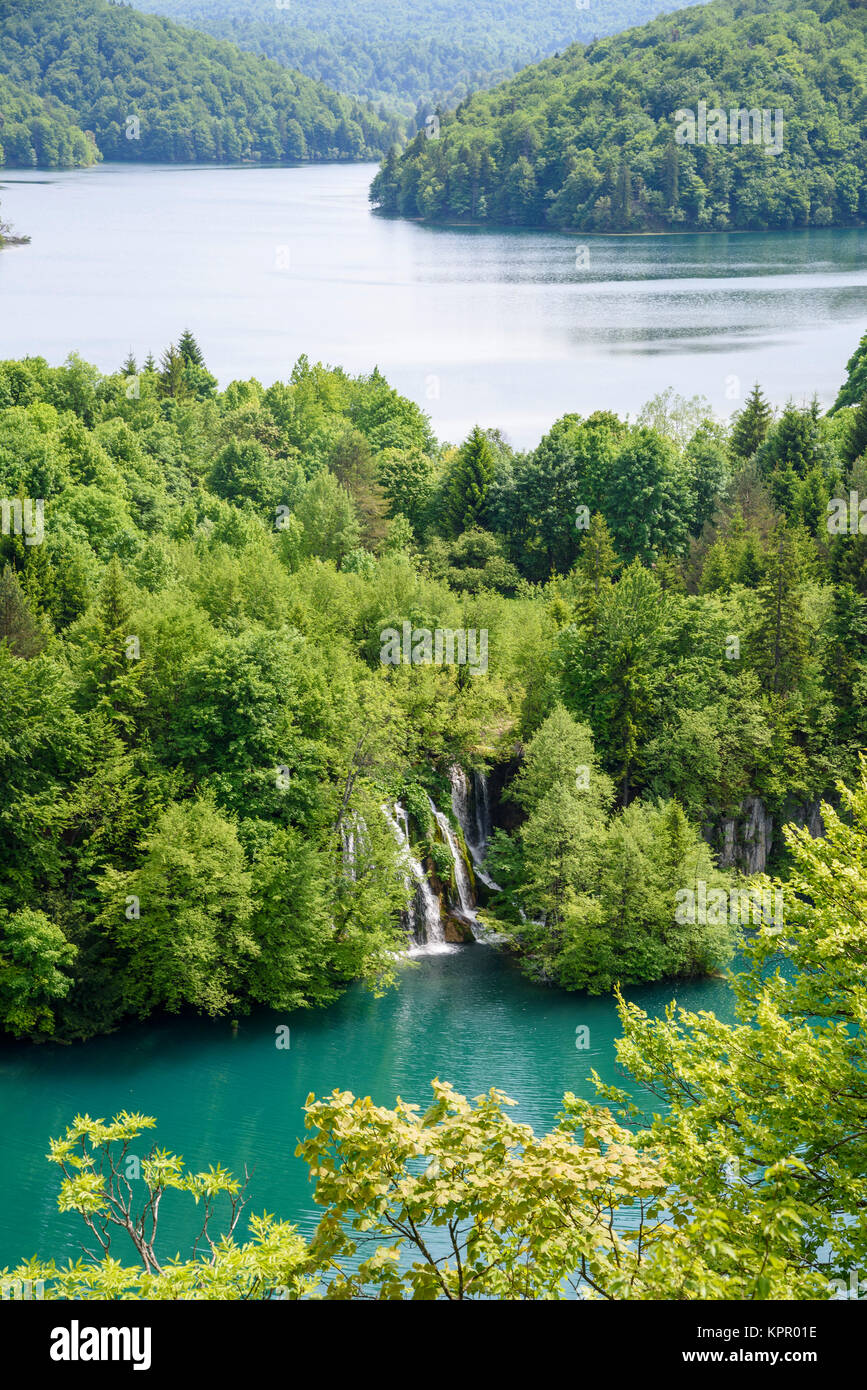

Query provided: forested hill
[371,0,867,232]
[140,0,678,117]
[0,74,97,169]
[0,0,401,167]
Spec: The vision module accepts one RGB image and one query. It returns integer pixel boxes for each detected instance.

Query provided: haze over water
[2,161,866,448]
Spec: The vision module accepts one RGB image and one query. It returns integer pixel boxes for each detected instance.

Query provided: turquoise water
[0,944,736,1269]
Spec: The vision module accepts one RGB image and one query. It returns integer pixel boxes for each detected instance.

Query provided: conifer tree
[158,343,186,399]
[730,383,772,461]
[832,329,867,412]
[177,328,205,368]
[752,524,809,695]
[845,392,867,467]
[756,401,821,480]
[443,426,497,535]
[574,512,619,622]
[0,564,44,658]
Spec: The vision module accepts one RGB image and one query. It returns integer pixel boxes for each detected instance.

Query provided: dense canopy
[372,0,867,232]
[140,0,677,116]
[0,0,401,167]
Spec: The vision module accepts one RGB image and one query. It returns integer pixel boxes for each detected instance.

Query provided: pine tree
[822,582,867,745]
[443,426,497,535]
[730,529,764,587]
[730,383,772,461]
[0,564,44,657]
[121,351,137,377]
[831,330,867,412]
[757,402,820,480]
[752,525,809,695]
[143,352,157,373]
[177,329,205,368]
[90,558,143,739]
[574,512,618,610]
[845,392,867,467]
[698,540,731,594]
[158,344,186,399]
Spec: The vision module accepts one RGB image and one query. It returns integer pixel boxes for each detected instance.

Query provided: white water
[449,765,502,892]
[382,802,452,952]
[425,789,506,946]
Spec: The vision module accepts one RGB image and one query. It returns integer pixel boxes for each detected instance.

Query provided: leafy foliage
[372,0,867,232]
[0,0,401,168]
[141,0,676,116]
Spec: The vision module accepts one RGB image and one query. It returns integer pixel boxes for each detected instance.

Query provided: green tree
[832,329,867,412]
[4,1112,308,1298]
[730,382,773,461]
[751,524,809,695]
[177,328,205,367]
[0,908,77,1036]
[97,796,258,1017]
[604,428,690,563]
[443,426,497,535]
[0,562,45,656]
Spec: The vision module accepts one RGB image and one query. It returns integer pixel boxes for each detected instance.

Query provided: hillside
[0,74,97,170]
[371,0,867,232]
[0,329,866,1038]
[140,0,678,116]
[0,0,401,167]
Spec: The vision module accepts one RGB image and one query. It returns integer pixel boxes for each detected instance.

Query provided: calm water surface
[0,946,736,1267]
[1,162,866,447]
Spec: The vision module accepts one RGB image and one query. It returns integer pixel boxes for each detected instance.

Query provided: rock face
[443,917,475,943]
[707,796,826,874]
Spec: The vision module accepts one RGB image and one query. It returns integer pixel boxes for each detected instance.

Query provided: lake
[0,943,736,1270]
[0,156,851,1279]
[1,162,866,448]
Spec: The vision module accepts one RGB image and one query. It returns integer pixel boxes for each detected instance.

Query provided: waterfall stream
[449,765,502,892]
[382,802,452,953]
[380,768,506,953]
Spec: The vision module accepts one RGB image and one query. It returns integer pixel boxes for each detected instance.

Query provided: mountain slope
[372,0,867,232]
[0,0,401,167]
[140,0,680,115]
[0,74,98,169]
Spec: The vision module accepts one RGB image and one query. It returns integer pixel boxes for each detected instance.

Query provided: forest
[140,0,677,117]
[0,72,96,169]
[0,0,401,167]
[2,327,867,1040]
[4,773,867,1299]
[371,0,867,232]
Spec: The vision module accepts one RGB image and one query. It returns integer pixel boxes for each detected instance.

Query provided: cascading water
[339,812,367,881]
[426,794,476,921]
[449,765,502,892]
[425,791,505,945]
[382,802,450,953]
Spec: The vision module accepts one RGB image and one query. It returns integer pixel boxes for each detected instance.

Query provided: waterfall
[339,812,370,881]
[448,764,502,892]
[340,822,356,880]
[425,791,505,944]
[381,802,451,953]
[426,793,476,920]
